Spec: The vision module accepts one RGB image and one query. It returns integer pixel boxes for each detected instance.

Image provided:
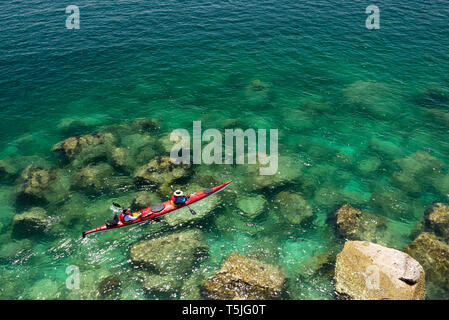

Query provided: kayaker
[120,208,142,223]
[171,190,188,206]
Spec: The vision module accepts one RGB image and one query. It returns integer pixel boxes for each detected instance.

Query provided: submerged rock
[140,273,183,294]
[406,232,449,291]
[0,238,32,261]
[120,133,154,151]
[71,163,114,194]
[272,191,313,225]
[245,155,302,192]
[414,84,449,109]
[203,253,285,300]
[180,273,207,300]
[358,157,381,175]
[369,137,405,158]
[110,147,137,174]
[236,195,267,219]
[129,229,208,275]
[57,115,106,135]
[0,159,18,182]
[335,204,362,235]
[131,118,161,133]
[244,79,270,106]
[98,276,122,299]
[342,81,401,120]
[392,151,445,194]
[425,108,449,127]
[134,155,191,188]
[335,241,426,300]
[16,166,57,204]
[12,207,49,238]
[130,192,160,212]
[52,132,116,165]
[425,203,449,239]
[27,279,62,300]
[297,250,334,278]
[220,118,248,130]
[334,204,386,243]
[369,187,412,217]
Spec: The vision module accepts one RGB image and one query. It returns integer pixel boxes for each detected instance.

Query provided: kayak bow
[82,180,232,238]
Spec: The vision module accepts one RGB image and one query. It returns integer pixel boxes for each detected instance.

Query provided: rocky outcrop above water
[334,204,386,243]
[335,241,425,300]
[12,207,49,238]
[406,232,449,291]
[425,203,449,239]
[202,253,285,300]
[129,229,208,275]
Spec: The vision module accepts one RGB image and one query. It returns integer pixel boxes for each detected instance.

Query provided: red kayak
[82,180,232,237]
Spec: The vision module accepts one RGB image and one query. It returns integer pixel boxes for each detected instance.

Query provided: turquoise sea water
[1,0,449,299]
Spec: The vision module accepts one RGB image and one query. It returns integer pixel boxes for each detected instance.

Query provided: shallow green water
[1,0,449,299]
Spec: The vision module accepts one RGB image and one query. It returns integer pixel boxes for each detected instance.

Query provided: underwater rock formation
[202,252,285,300]
[334,204,386,243]
[71,163,114,194]
[392,151,445,194]
[16,165,57,204]
[335,241,425,300]
[98,275,122,299]
[406,232,449,291]
[52,132,116,165]
[425,203,449,239]
[0,238,32,261]
[236,194,267,219]
[129,229,208,275]
[130,192,159,212]
[12,207,49,238]
[109,147,137,174]
[134,155,191,189]
[0,159,18,182]
[139,273,183,294]
[130,118,161,133]
[272,191,313,225]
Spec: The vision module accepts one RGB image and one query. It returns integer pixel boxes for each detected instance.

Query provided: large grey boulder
[335,241,425,300]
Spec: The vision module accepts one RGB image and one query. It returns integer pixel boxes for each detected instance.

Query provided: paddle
[112,202,122,209]
[170,185,196,215]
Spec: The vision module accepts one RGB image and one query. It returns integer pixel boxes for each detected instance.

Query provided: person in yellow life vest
[171,190,188,206]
